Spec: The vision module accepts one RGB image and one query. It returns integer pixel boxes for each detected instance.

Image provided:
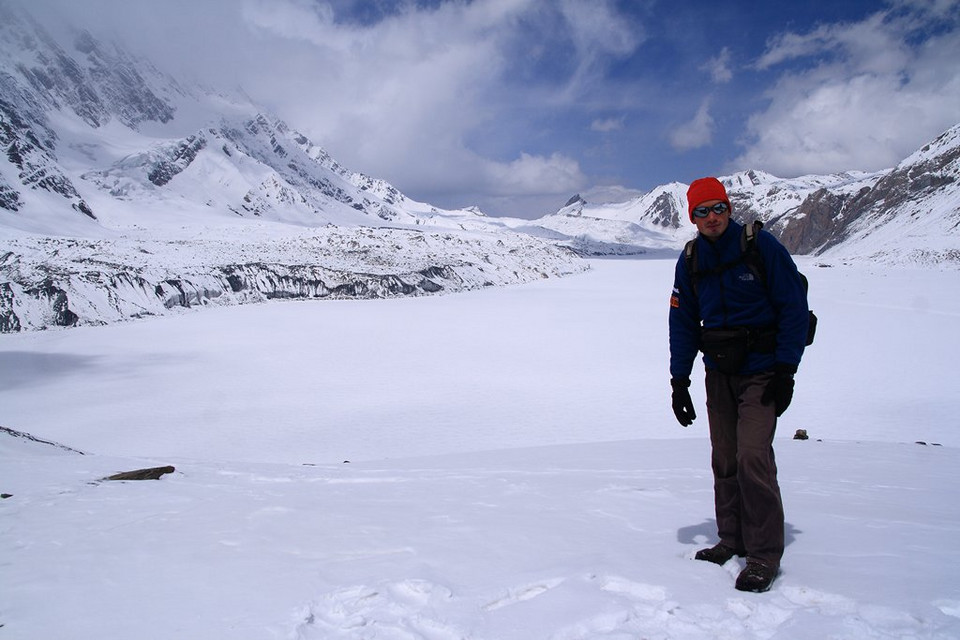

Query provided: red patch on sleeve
[670,294,680,308]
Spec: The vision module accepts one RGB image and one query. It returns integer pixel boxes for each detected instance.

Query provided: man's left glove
[671,377,696,426]
[762,363,797,417]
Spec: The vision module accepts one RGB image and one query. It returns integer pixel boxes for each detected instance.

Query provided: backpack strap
[742,219,759,248]
[740,221,767,287]
[684,238,698,276]
[683,238,699,296]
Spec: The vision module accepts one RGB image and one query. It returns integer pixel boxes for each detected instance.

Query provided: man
[668,177,809,593]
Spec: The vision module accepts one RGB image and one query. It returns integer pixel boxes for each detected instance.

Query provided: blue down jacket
[669,220,809,379]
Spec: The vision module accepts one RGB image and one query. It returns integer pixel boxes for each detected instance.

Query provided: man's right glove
[671,377,696,427]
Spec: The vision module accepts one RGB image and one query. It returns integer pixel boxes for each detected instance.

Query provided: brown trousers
[705,369,784,568]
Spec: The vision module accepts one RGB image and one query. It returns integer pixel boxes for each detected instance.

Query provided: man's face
[693,199,730,239]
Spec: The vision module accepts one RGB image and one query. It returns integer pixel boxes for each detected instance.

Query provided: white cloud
[591,117,625,132]
[483,152,587,197]
[581,184,645,204]
[232,0,633,212]
[240,0,336,45]
[669,99,714,151]
[702,47,733,84]
[233,1,538,189]
[736,2,960,175]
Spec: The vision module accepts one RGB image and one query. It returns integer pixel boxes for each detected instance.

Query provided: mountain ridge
[526,128,959,263]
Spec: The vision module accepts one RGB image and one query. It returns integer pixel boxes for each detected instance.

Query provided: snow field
[3,436,958,639]
[2,257,960,638]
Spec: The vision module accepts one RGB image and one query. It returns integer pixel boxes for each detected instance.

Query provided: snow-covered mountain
[773,125,960,265]
[0,2,487,232]
[526,126,960,263]
[516,184,693,256]
[0,4,584,331]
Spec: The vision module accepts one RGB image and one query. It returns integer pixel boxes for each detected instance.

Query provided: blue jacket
[669,220,809,378]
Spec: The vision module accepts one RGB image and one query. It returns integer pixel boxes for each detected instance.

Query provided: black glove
[761,363,797,417]
[671,377,696,426]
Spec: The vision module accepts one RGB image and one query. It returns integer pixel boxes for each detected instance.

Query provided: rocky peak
[0,91,94,217]
[0,3,175,130]
[558,194,586,216]
[647,191,682,227]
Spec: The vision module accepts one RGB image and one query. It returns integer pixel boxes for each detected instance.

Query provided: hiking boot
[694,543,743,565]
[735,561,779,593]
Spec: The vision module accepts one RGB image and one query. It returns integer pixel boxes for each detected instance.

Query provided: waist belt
[699,325,777,374]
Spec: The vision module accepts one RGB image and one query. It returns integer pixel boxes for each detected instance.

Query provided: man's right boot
[694,543,744,565]
[735,561,779,592]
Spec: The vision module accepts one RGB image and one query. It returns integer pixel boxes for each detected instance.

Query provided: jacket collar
[700,219,742,248]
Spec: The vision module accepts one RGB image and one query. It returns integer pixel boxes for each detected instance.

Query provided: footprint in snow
[294,579,464,640]
[594,574,668,602]
[482,577,565,611]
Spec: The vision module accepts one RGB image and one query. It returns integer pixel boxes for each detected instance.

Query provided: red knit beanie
[686,177,730,223]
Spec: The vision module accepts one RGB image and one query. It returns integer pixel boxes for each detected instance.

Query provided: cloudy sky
[19,0,960,217]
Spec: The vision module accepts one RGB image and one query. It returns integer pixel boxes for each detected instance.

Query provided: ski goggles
[692,202,730,218]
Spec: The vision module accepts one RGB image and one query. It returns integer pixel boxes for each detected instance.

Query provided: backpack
[684,221,817,346]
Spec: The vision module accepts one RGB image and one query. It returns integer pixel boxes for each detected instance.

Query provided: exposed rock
[146,135,207,186]
[563,194,584,208]
[0,97,95,218]
[103,466,176,481]
[0,283,21,332]
[777,188,850,255]
[773,126,960,256]
[648,192,681,227]
[0,172,22,211]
